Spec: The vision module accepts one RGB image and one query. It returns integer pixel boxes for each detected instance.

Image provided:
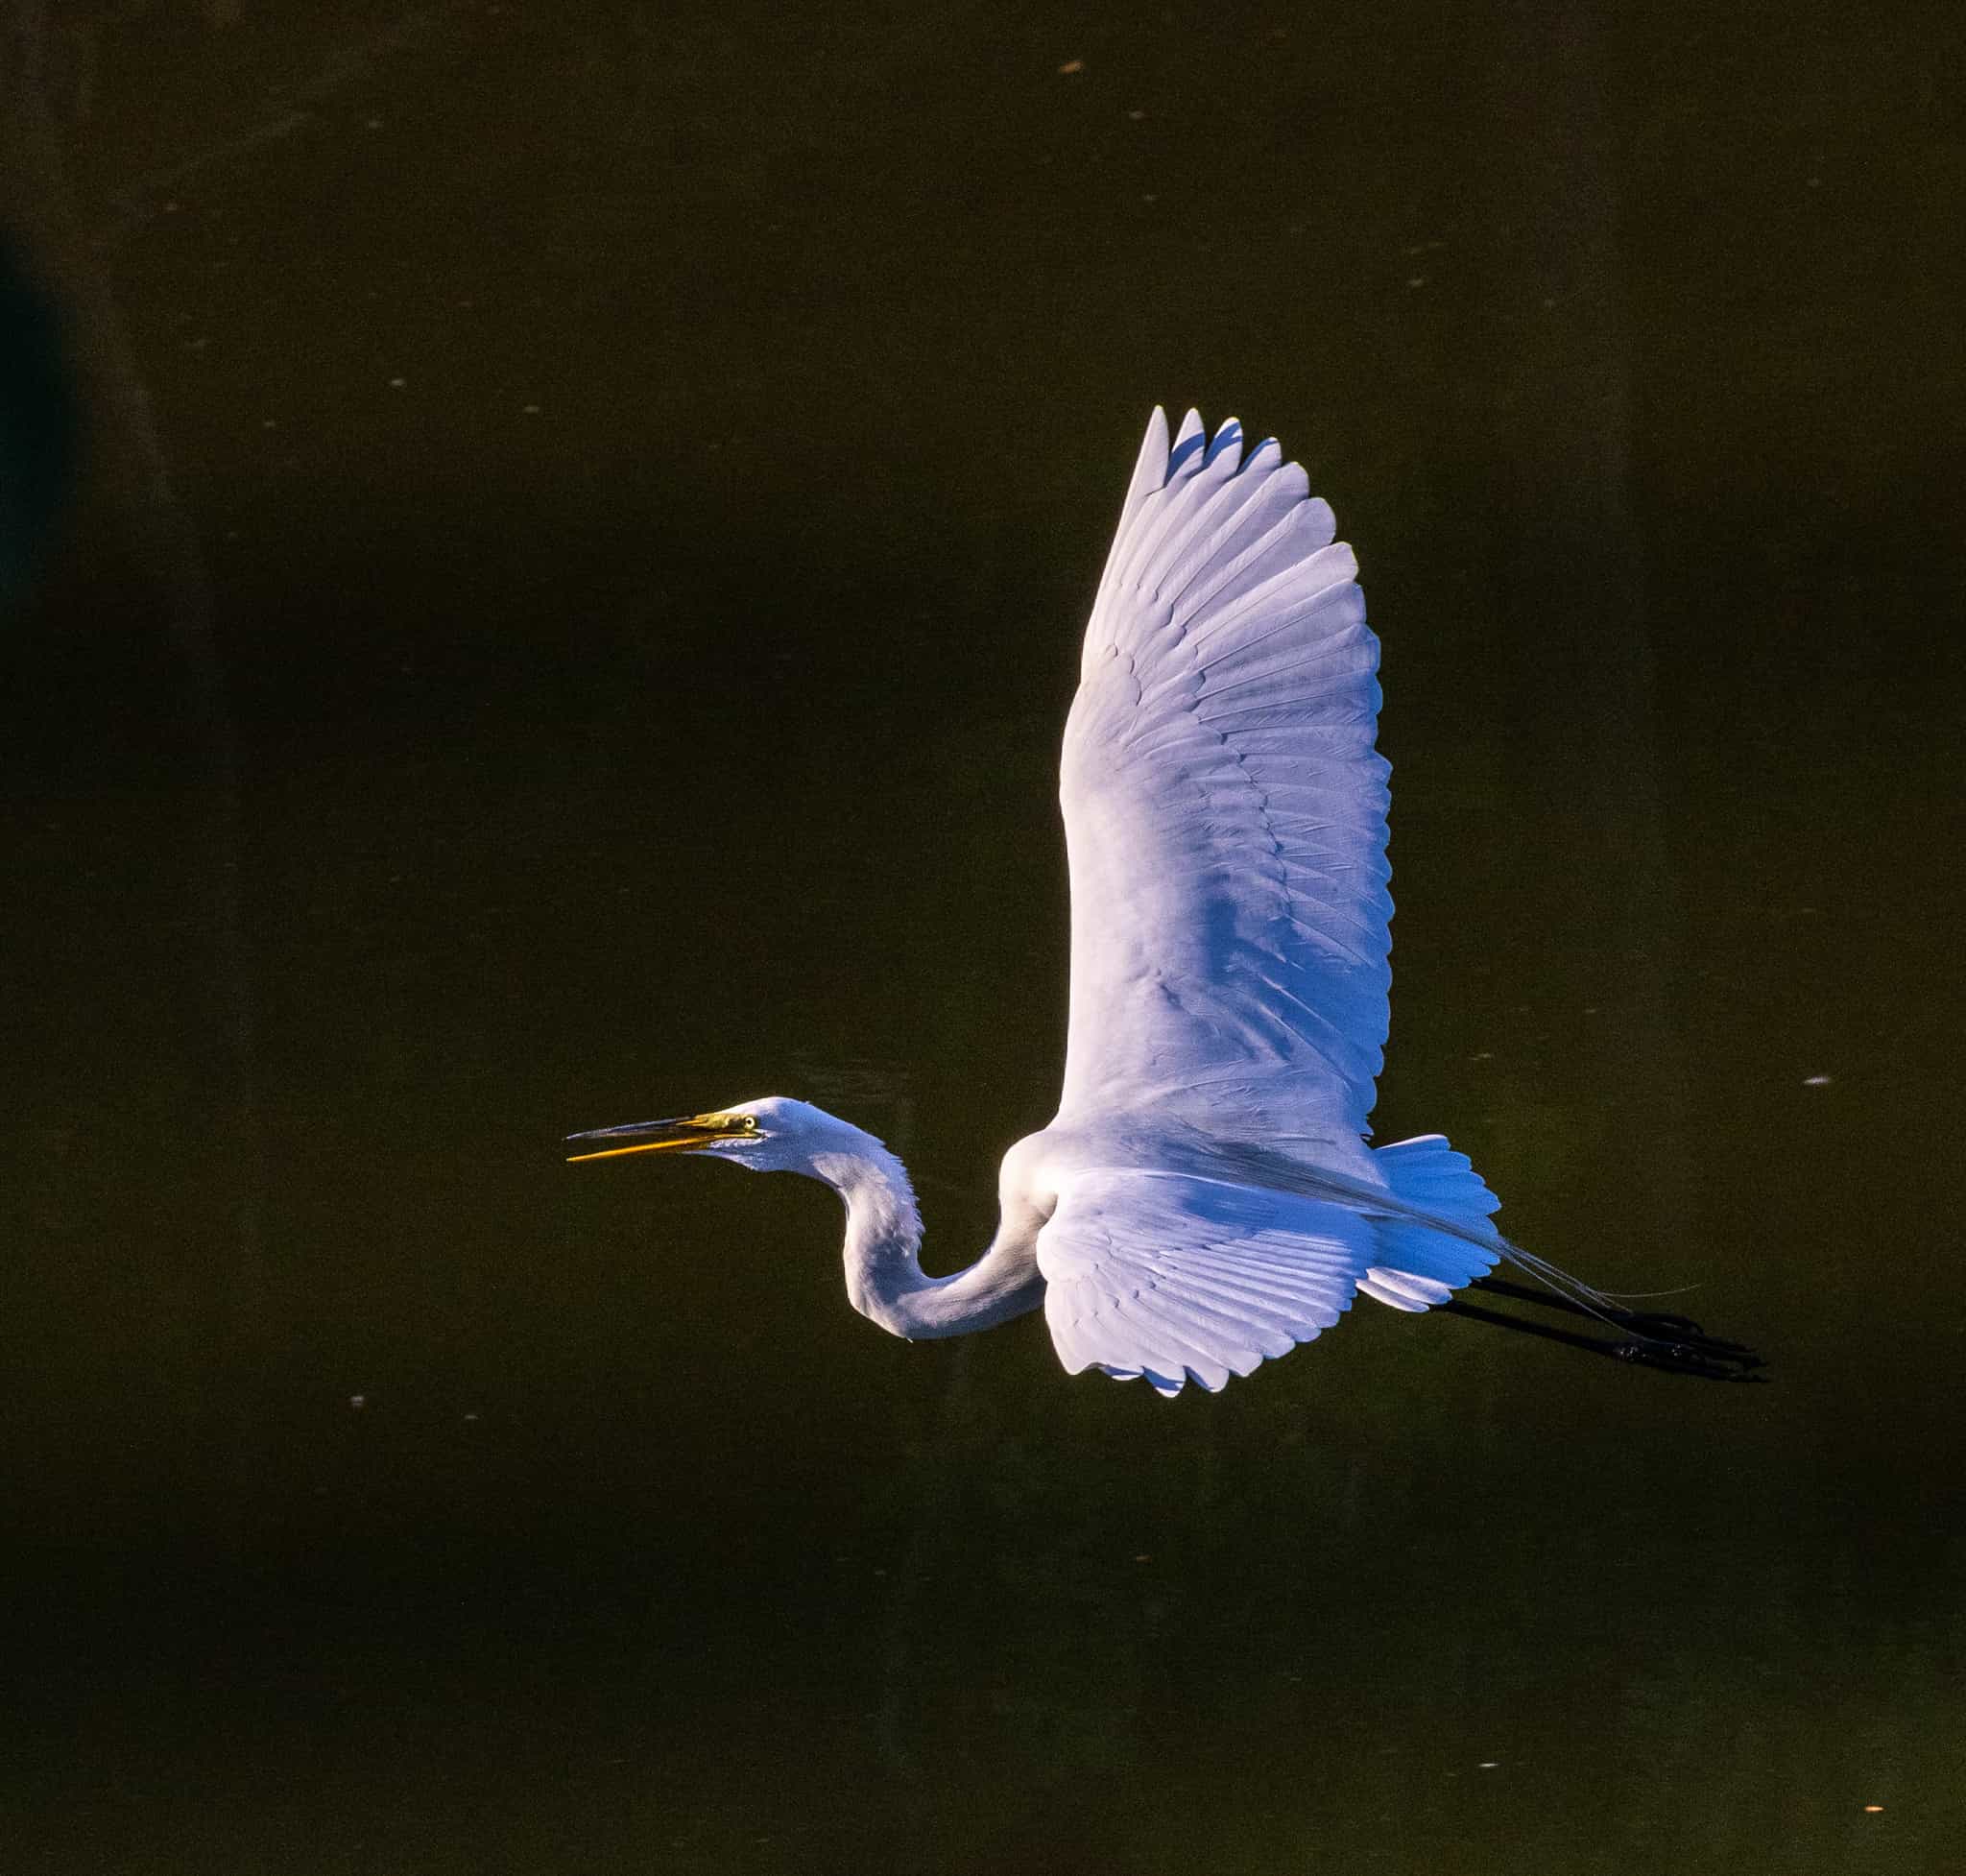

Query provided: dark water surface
[4,4,1963,1871]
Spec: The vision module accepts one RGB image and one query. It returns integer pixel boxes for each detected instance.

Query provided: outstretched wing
[1057,408,1389,1148]
[1037,1166,1371,1396]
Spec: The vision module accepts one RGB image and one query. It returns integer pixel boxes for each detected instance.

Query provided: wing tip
[1206,415,1244,470]
[1117,406,1174,525]
[1168,407,1208,479]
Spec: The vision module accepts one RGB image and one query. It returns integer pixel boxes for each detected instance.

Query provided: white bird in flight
[570,409,1761,1391]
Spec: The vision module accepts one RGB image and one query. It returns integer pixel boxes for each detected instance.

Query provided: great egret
[570,409,1761,1391]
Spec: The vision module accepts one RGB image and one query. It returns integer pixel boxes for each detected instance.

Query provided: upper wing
[1057,408,1390,1148]
[1037,1166,1371,1396]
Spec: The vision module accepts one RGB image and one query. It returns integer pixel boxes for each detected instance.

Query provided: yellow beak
[564,1115,733,1164]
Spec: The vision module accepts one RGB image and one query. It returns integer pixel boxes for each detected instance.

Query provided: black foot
[1458,1277,1768,1383]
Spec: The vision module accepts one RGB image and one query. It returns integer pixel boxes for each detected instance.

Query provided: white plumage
[1039,1170,1372,1395]
[1060,407,1389,1147]
[569,408,1758,1393]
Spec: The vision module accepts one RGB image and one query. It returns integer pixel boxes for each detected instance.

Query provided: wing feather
[1038,1167,1370,1396]
[1057,410,1391,1142]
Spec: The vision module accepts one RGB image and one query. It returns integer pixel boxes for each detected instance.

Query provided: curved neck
[810,1138,1043,1342]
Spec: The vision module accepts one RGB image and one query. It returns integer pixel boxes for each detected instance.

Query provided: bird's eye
[732,1116,758,1134]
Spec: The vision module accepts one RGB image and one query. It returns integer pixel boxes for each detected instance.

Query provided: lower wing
[1036,1166,1373,1395]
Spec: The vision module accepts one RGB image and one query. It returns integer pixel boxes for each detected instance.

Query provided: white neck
[809,1136,1044,1341]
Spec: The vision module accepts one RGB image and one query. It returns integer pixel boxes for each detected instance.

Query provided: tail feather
[1359,1134,1503,1311]
[1356,1136,1764,1376]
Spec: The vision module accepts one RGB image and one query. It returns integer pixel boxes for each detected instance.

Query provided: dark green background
[4,3,1962,1871]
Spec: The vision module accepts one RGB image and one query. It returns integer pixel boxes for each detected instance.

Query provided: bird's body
[571,409,1762,1390]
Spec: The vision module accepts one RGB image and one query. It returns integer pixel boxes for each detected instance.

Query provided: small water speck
[348,1395,366,1409]
[1804,1074,1833,1087]
[388,376,407,389]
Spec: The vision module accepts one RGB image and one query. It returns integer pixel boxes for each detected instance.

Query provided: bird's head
[564,1095,855,1178]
